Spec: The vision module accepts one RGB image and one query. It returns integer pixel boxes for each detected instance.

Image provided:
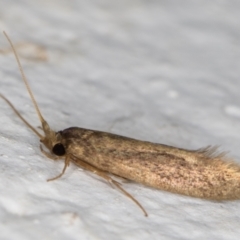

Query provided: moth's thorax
[58,127,92,156]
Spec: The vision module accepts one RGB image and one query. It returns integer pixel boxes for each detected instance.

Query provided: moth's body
[59,127,240,201]
[2,31,240,216]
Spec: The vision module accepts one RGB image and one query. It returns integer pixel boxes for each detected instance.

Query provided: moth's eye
[52,143,65,156]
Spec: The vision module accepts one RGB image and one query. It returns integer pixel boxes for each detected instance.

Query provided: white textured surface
[1,1,240,239]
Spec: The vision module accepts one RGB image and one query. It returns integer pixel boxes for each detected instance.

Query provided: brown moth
[1,31,240,217]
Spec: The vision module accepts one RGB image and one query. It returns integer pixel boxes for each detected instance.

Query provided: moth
[1,31,240,217]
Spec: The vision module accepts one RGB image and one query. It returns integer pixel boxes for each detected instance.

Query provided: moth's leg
[70,156,148,217]
[47,155,71,182]
[40,145,61,160]
[109,174,131,183]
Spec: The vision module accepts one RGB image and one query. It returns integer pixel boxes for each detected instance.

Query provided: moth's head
[40,120,65,156]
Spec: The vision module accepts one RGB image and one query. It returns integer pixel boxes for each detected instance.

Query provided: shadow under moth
[1,31,240,217]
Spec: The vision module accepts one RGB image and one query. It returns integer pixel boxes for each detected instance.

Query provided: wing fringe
[195,145,229,159]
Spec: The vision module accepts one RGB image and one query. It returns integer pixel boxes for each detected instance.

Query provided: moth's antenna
[0,93,43,138]
[3,31,45,125]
